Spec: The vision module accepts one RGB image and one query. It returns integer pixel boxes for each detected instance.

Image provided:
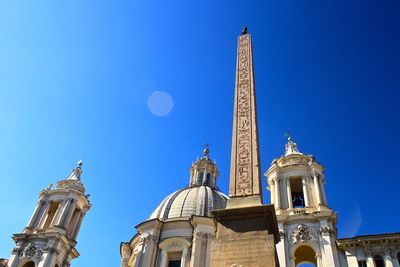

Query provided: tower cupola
[189,147,219,189]
[266,136,328,213]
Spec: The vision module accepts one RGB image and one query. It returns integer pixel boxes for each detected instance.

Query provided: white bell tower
[265,137,341,267]
[7,161,91,267]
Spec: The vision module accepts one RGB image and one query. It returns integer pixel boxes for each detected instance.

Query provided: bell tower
[265,137,341,267]
[7,161,91,267]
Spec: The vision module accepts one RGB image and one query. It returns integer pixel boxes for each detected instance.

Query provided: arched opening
[397,251,400,265]
[197,172,203,184]
[22,261,35,267]
[294,245,317,266]
[374,255,385,267]
[290,177,305,208]
[205,173,211,185]
[43,201,60,228]
[159,237,191,267]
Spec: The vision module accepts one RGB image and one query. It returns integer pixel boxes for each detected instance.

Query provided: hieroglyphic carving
[235,34,252,196]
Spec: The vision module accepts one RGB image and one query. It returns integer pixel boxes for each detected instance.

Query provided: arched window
[294,245,317,267]
[205,173,211,185]
[22,261,35,267]
[159,238,191,267]
[374,255,385,267]
[197,172,203,184]
[290,177,305,208]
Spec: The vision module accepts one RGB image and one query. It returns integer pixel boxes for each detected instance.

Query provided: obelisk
[210,27,280,267]
[228,25,262,208]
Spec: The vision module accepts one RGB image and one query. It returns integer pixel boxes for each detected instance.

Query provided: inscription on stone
[210,235,275,267]
[235,34,253,196]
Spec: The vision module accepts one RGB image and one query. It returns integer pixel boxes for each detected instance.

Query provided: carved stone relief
[235,34,253,196]
[320,226,335,236]
[290,224,318,245]
[20,243,43,261]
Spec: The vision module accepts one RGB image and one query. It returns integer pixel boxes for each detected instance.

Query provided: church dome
[149,185,228,220]
[149,148,228,220]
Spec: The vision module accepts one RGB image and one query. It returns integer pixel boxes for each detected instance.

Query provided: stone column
[344,249,359,267]
[181,247,189,267]
[312,173,322,205]
[275,229,286,267]
[71,212,85,240]
[384,250,394,267]
[365,250,375,267]
[39,241,59,267]
[133,242,145,267]
[302,176,309,207]
[319,176,328,205]
[270,182,275,205]
[316,253,323,267]
[190,231,203,267]
[275,179,281,209]
[59,199,76,229]
[37,201,52,228]
[140,235,157,267]
[160,249,168,267]
[204,233,214,267]
[286,178,293,209]
[27,200,45,229]
[320,225,339,267]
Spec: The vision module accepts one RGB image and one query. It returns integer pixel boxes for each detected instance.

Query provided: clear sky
[0,1,399,266]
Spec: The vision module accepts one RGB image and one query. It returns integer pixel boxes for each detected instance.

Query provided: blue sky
[0,1,399,266]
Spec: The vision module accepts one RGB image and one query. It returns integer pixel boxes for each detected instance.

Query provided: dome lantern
[189,147,219,189]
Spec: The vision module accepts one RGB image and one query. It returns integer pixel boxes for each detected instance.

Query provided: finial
[66,160,83,180]
[284,132,303,156]
[241,25,248,35]
[284,130,292,142]
[203,143,211,157]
